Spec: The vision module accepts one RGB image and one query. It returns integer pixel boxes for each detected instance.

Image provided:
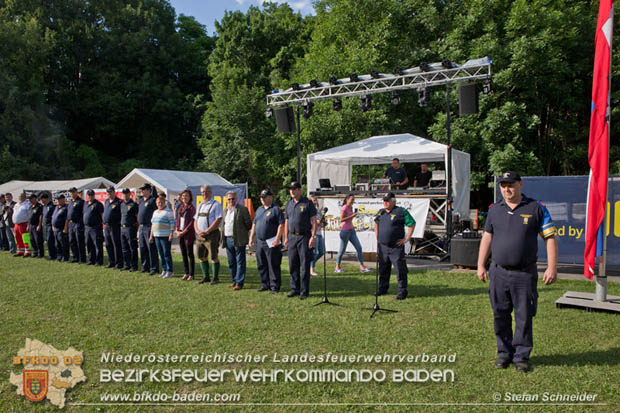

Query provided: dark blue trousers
[138,224,159,272]
[256,239,282,291]
[378,243,408,296]
[54,229,69,261]
[104,224,123,268]
[85,225,104,265]
[288,234,311,296]
[0,225,7,250]
[68,222,86,262]
[45,225,57,259]
[121,226,139,270]
[29,227,44,257]
[488,263,538,363]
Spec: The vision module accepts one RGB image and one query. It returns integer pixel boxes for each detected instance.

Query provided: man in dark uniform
[374,193,415,300]
[249,189,285,293]
[477,171,557,373]
[103,187,123,270]
[67,187,86,263]
[27,193,44,258]
[383,158,409,189]
[413,163,433,188]
[40,193,57,260]
[120,188,139,271]
[0,194,7,251]
[284,181,317,300]
[52,194,70,262]
[83,189,104,266]
[138,183,159,275]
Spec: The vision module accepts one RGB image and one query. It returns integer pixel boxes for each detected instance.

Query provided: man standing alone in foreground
[477,171,557,373]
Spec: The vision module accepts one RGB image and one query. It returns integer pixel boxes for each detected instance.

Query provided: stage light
[441,59,454,69]
[309,79,319,88]
[417,87,430,107]
[370,70,380,79]
[419,62,432,72]
[292,82,301,90]
[302,101,314,119]
[333,98,342,111]
[391,91,401,105]
[360,95,372,112]
[329,76,339,85]
[349,73,360,82]
[394,67,404,76]
[482,79,492,94]
[265,107,273,119]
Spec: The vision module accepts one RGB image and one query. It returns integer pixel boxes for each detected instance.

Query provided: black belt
[122,224,134,228]
[139,224,151,227]
[496,263,535,272]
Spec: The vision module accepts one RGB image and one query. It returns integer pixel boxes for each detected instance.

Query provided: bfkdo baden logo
[10,338,86,409]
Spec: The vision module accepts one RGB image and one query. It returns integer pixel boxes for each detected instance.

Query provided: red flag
[585,0,614,279]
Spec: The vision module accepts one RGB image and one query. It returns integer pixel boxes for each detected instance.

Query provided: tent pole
[296,105,302,183]
[445,85,453,252]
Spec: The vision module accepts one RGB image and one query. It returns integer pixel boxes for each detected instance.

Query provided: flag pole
[596,201,608,302]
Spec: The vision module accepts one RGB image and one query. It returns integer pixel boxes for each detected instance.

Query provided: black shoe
[87,262,93,265]
[210,278,219,285]
[257,287,269,292]
[395,294,407,300]
[141,269,148,273]
[13,254,21,257]
[149,270,157,275]
[287,292,299,298]
[299,294,308,300]
[374,291,386,297]
[46,257,56,261]
[494,358,511,369]
[514,361,530,373]
[270,290,279,294]
[106,264,115,268]
[118,267,124,271]
[94,263,102,267]
[199,277,211,284]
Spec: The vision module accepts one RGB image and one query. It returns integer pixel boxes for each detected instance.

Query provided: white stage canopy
[0,177,115,195]
[307,133,471,218]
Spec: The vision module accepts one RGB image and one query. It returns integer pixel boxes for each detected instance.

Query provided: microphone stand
[314,211,340,307]
[363,214,397,318]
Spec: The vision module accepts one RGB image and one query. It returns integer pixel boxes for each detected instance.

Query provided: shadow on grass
[534,348,620,367]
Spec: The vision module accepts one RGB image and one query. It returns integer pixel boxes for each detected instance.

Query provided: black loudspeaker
[274,107,296,133]
[458,83,478,115]
[450,236,481,267]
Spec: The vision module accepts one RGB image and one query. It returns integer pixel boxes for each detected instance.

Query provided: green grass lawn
[0,252,619,412]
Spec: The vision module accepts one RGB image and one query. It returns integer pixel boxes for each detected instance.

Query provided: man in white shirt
[194,185,223,284]
[12,193,32,257]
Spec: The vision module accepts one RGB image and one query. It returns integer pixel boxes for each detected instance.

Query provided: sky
[169,0,315,34]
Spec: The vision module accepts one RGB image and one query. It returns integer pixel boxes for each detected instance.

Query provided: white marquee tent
[307,133,471,218]
[0,177,115,195]
[115,168,235,200]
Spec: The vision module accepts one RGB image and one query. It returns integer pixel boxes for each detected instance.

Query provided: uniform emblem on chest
[112,205,116,209]
[520,214,532,224]
[300,206,305,212]
[390,214,395,221]
[266,211,271,216]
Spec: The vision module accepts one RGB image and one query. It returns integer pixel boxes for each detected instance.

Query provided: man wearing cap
[103,187,123,269]
[284,181,318,300]
[52,194,70,261]
[39,193,57,260]
[138,183,159,275]
[250,189,285,293]
[221,191,252,290]
[68,187,86,263]
[120,188,139,271]
[83,189,105,266]
[374,193,415,300]
[13,193,32,257]
[0,194,8,251]
[477,171,557,373]
[27,193,44,258]
[194,185,223,284]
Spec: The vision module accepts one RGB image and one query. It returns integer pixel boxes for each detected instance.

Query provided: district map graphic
[10,338,86,408]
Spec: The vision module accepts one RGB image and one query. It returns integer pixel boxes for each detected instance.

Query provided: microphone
[322,207,328,215]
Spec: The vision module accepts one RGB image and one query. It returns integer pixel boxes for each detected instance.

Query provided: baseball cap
[498,171,521,184]
[68,187,78,192]
[382,192,396,202]
[86,189,95,196]
[289,181,302,190]
[40,193,50,199]
[28,193,37,199]
[56,194,65,200]
[139,183,152,190]
[260,189,273,198]
[106,186,115,193]
[122,188,131,194]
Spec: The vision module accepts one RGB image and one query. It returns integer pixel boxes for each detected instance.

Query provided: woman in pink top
[335,194,371,273]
